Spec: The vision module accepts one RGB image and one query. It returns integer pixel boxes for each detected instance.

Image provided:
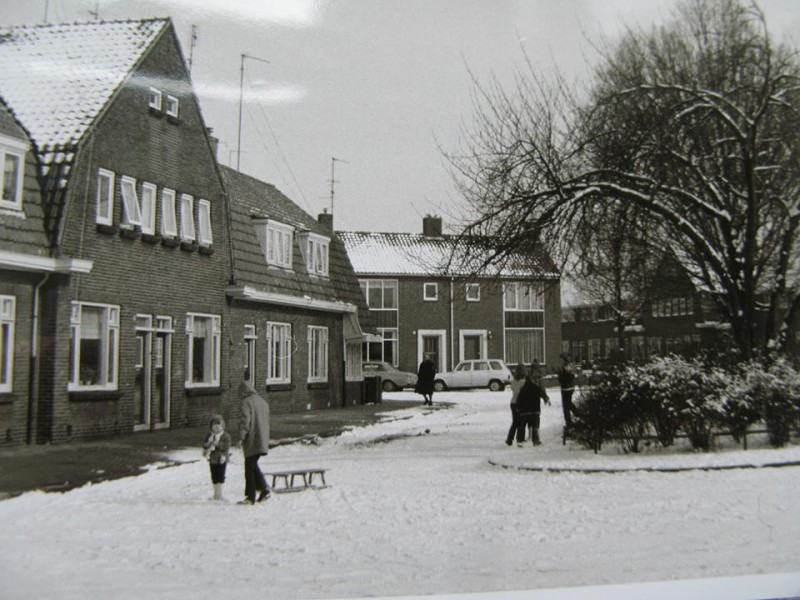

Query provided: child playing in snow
[202,414,232,501]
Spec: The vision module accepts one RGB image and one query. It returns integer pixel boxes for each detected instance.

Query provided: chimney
[422,215,442,237]
[206,128,219,160]
[318,209,333,230]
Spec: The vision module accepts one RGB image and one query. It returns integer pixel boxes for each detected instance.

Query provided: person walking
[237,381,271,505]
[202,414,232,501]
[415,355,436,406]
[557,353,577,431]
[516,365,551,446]
[505,363,528,446]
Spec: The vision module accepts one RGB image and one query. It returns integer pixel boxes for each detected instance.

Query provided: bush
[571,372,623,453]
[744,358,800,447]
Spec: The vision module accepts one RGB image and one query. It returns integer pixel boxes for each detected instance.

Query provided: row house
[0,18,370,446]
[339,216,562,375]
[222,167,371,412]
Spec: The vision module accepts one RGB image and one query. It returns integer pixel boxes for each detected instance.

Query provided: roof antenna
[88,2,100,20]
[329,157,349,216]
[188,25,198,75]
[237,53,271,171]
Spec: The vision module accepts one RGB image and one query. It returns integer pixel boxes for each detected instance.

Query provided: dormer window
[148,87,162,111]
[256,219,294,269]
[0,133,26,211]
[165,95,179,118]
[299,232,330,277]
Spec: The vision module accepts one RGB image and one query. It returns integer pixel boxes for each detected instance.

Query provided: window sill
[149,107,164,118]
[141,233,159,245]
[0,392,17,404]
[96,223,118,235]
[161,237,180,248]
[167,115,181,126]
[307,381,329,390]
[119,227,140,240]
[198,244,215,256]
[180,240,197,252]
[69,389,124,402]
[185,386,222,397]
[266,383,292,392]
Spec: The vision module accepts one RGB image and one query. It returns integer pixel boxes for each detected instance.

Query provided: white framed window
[504,328,545,366]
[120,175,142,229]
[0,296,15,393]
[424,282,438,301]
[69,302,119,391]
[504,282,544,311]
[96,168,115,225]
[364,327,398,366]
[148,87,162,111]
[0,134,26,211]
[257,220,294,269]
[244,324,256,383]
[140,182,157,235]
[197,199,213,246]
[299,232,330,276]
[307,326,329,382]
[185,313,221,387]
[165,95,179,118]
[180,193,195,242]
[466,283,480,302]
[266,322,292,384]
[161,188,177,238]
[359,279,398,310]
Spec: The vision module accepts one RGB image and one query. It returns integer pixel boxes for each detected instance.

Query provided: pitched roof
[338,231,559,279]
[0,19,168,160]
[221,166,370,318]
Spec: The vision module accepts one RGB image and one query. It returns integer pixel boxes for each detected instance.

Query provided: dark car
[362,361,418,391]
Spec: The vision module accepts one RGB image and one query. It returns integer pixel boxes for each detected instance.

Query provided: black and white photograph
[0,1,799,598]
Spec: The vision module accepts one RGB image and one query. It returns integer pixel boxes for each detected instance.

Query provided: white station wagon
[432,359,513,392]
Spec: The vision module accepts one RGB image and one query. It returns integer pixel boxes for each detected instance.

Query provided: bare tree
[447,0,800,359]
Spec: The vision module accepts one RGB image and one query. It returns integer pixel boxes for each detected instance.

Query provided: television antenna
[237,53,271,171]
[329,157,349,216]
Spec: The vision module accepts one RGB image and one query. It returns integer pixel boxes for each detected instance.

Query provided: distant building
[339,216,562,376]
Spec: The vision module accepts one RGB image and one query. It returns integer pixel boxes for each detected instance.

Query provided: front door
[418,330,446,373]
[134,315,171,431]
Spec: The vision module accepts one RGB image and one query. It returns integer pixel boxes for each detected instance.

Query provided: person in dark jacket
[202,414,232,501]
[238,381,271,504]
[516,367,551,445]
[557,353,577,430]
[415,355,436,406]
[505,363,528,446]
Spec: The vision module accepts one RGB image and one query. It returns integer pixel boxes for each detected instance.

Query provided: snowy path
[1,390,798,600]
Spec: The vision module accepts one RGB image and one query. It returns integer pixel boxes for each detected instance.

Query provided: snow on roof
[338,230,558,279]
[0,19,168,155]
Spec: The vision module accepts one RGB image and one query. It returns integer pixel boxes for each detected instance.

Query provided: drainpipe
[27,272,49,444]
[449,278,455,371]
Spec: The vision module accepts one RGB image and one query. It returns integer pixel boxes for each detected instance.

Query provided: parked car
[433,359,513,392]
[362,361,418,391]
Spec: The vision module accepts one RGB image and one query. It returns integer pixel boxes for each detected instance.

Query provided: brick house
[339,216,561,376]
[221,167,371,411]
[0,19,230,444]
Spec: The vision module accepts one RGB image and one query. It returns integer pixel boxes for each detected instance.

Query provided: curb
[487,459,800,474]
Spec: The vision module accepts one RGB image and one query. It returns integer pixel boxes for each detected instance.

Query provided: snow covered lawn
[1,389,799,600]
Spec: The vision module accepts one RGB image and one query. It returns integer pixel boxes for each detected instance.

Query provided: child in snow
[202,414,232,501]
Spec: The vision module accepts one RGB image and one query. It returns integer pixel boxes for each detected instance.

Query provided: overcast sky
[3,0,799,234]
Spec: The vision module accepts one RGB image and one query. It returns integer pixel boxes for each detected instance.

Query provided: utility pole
[329,157,349,216]
[188,25,198,75]
[237,53,270,171]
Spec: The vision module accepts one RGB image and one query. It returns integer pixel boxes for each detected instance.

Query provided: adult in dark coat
[415,355,436,406]
[516,372,550,445]
[557,353,577,430]
[238,382,271,504]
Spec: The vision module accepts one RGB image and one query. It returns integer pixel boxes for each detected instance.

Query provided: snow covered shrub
[571,371,623,453]
[721,365,763,448]
[616,364,659,453]
[741,358,800,447]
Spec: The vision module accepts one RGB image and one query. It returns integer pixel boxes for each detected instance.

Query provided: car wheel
[382,380,397,392]
[433,380,447,392]
[488,380,503,392]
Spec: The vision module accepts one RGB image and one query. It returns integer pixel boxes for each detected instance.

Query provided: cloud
[158,0,324,28]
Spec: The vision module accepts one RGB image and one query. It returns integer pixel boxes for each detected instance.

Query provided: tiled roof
[221,166,370,317]
[338,231,559,279]
[0,19,168,161]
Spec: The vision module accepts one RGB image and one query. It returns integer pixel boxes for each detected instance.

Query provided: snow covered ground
[1,389,799,600]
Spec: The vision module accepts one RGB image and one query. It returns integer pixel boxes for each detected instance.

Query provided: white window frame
[266,322,292,384]
[165,94,179,118]
[423,283,438,301]
[359,279,399,310]
[504,282,544,311]
[0,296,15,392]
[161,188,177,238]
[258,220,294,269]
[180,193,195,242]
[148,87,162,111]
[244,324,256,383]
[96,168,115,226]
[466,283,481,302]
[185,313,221,388]
[307,326,329,383]
[197,198,213,246]
[69,302,120,391]
[120,175,142,229]
[0,134,26,211]
[300,232,330,276]
[140,182,157,235]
